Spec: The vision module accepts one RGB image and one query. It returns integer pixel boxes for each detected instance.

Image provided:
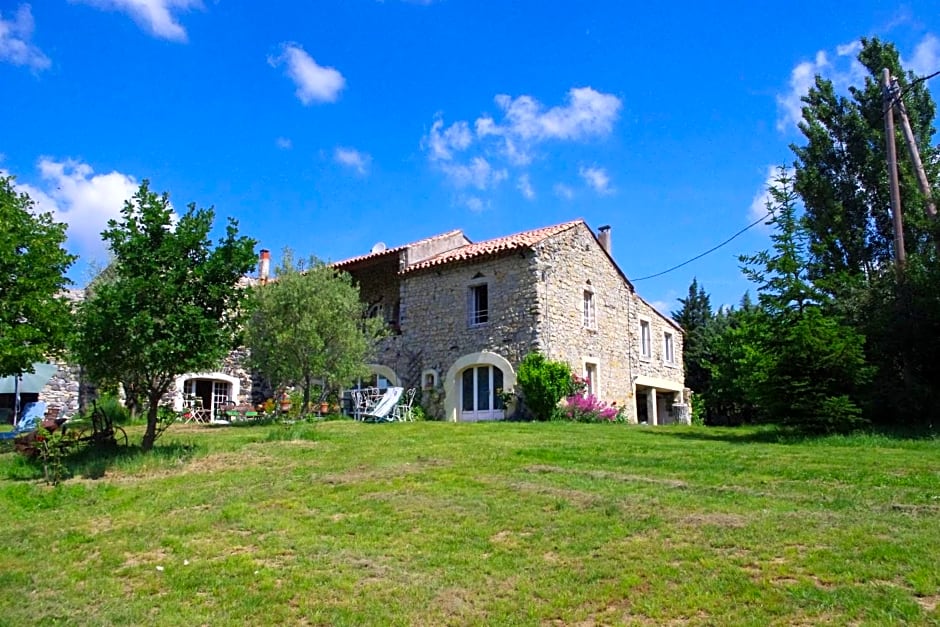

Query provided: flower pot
[319,402,330,414]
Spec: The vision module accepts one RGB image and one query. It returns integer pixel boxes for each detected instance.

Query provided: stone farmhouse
[8,219,687,425]
[326,218,687,424]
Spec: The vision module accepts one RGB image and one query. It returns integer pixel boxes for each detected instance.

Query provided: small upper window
[664,331,675,365]
[583,290,596,329]
[639,319,652,359]
[469,283,489,327]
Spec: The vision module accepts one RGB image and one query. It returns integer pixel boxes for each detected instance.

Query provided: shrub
[515,353,575,421]
[560,394,624,423]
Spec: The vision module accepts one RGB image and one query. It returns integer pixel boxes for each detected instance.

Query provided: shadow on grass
[636,423,940,446]
[2,440,203,482]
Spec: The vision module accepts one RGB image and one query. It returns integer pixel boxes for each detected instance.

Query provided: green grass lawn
[1,421,938,625]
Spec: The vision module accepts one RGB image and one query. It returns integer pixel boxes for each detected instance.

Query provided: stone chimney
[597,225,611,255]
[259,249,271,284]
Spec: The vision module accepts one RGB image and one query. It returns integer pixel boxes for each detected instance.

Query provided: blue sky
[2,1,939,314]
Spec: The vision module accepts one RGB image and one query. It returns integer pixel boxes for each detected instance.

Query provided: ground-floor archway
[174,372,241,420]
[443,352,516,422]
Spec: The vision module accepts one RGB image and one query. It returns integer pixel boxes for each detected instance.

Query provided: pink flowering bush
[560,393,625,423]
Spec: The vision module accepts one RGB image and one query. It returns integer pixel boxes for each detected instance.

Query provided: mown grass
[1,421,938,625]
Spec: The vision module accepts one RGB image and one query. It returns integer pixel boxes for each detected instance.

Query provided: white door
[211,380,231,419]
[460,365,505,421]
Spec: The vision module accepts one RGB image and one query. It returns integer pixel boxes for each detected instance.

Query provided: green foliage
[790,37,940,429]
[739,168,872,433]
[32,426,73,486]
[699,298,769,425]
[92,394,131,426]
[793,37,937,277]
[515,352,574,421]
[0,175,76,378]
[671,278,713,406]
[72,181,256,450]
[244,249,385,416]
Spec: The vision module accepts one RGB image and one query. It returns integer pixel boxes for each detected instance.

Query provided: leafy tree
[73,182,256,450]
[0,175,76,378]
[792,37,938,279]
[671,278,713,405]
[515,352,574,421]
[699,295,769,426]
[792,37,940,428]
[244,250,385,415]
[740,167,871,432]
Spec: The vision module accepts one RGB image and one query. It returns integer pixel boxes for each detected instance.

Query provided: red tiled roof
[332,229,464,269]
[403,219,585,273]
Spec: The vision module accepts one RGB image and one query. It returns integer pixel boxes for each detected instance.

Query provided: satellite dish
[371,242,387,254]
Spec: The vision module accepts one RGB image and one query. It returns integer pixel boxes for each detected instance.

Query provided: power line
[885,69,939,116]
[632,211,772,282]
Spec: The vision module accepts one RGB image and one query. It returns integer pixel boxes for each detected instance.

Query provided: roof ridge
[403,218,586,273]
[332,228,466,268]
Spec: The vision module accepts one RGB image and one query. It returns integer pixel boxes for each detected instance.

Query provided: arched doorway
[460,364,505,421]
[443,352,516,422]
[174,372,240,420]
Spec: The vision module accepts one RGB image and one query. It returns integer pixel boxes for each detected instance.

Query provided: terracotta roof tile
[403,219,585,273]
[332,229,464,269]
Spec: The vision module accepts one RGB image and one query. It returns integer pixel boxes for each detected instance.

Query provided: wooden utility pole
[891,77,939,221]
[882,68,906,272]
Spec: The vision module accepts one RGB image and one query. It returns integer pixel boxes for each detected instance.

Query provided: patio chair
[392,388,417,422]
[362,387,403,422]
[0,402,47,440]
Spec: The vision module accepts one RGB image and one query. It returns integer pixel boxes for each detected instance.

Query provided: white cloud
[776,50,830,132]
[334,147,371,175]
[15,158,140,263]
[579,165,613,195]
[438,156,507,191]
[649,300,672,316]
[426,118,473,161]
[906,34,940,77]
[553,183,574,200]
[774,37,940,132]
[490,87,621,142]
[268,43,345,105]
[424,87,620,198]
[74,0,201,42]
[275,137,292,150]
[0,4,50,70]
[460,195,486,213]
[749,165,796,225]
[517,174,535,200]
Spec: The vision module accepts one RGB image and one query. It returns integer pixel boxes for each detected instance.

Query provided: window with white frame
[663,331,675,365]
[583,361,598,396]
[583,289,596,329]
[468,283,489,326]
[639,318,652,359]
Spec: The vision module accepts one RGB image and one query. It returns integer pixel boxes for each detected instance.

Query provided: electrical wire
[885,69,940,115]
[633,69,938,285]
[631,211,772,282]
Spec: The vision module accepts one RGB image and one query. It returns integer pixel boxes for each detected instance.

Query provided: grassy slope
[1,422,938,625]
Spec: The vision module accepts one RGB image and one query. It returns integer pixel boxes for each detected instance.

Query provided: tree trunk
[142,392,161,451]
[301,374,311,416]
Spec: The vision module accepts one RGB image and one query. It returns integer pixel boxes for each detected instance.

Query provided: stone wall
[391,253,540,418]
[38,361,83,416]
[360,221,686,423]
[532,223,636,419]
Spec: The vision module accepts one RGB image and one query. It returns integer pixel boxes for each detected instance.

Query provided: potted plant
[279,390,292,414]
